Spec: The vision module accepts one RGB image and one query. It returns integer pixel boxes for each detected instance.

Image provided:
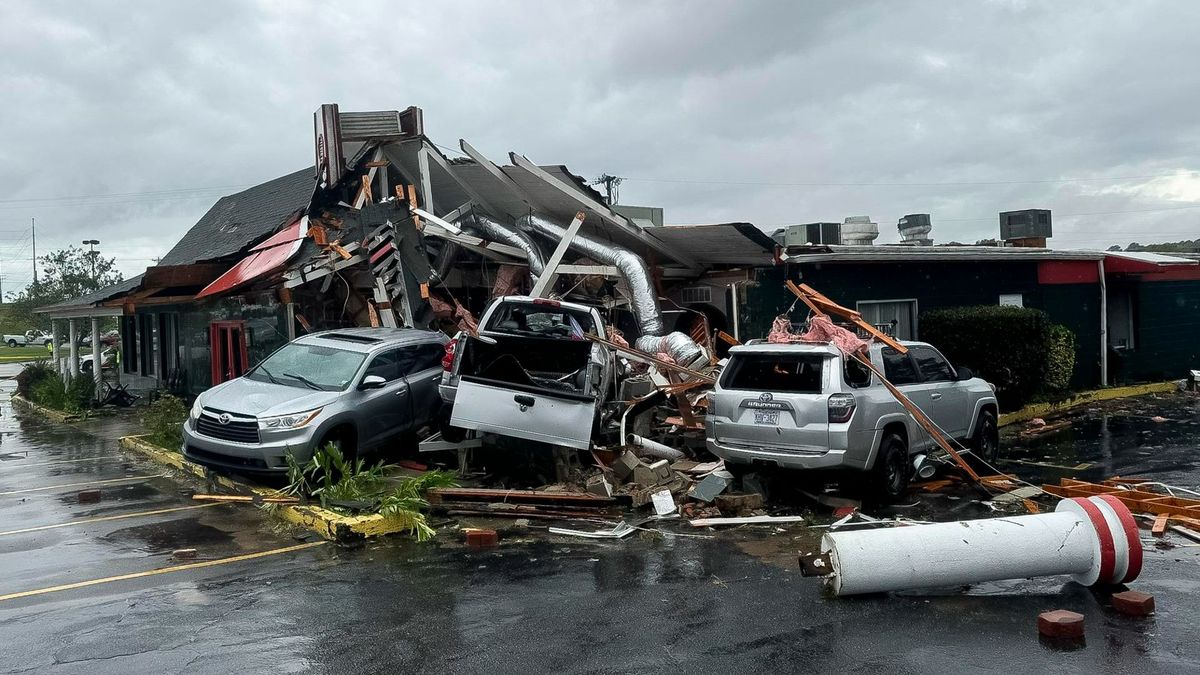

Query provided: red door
[210,321,250,385]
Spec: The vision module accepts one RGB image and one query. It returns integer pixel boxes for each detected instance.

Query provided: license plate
[753,411,779,425]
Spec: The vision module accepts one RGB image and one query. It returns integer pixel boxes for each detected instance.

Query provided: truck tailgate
[450,376,596,450]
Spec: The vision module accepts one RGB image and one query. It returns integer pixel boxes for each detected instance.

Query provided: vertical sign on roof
[314,103,345,189]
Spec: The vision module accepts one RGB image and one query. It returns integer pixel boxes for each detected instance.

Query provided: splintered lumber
[586,334,716,383]
[786,281,907,354]
[1044,478,1200,520]
[428,487,617,508]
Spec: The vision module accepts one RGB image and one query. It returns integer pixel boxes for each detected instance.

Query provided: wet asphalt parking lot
[1,361,1198,674]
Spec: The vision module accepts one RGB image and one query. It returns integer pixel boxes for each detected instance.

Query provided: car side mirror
[359,375,387,390]
[956,366,974,381]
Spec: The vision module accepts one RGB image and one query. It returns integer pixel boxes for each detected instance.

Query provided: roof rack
[320,333,383,344]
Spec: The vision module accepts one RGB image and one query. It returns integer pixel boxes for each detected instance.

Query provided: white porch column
[91,317,102,397]
[67,319,78,381]
[50,319,60,375]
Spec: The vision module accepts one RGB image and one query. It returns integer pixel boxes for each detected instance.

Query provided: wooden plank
[586,334,716,383]
[530,211,585,298]
[428,487,616,507]
[786,280,906,353]
[717,330,740,346]
[1152,514,1169,537]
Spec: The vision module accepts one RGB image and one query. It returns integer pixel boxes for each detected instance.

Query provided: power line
[617,171,1200,188]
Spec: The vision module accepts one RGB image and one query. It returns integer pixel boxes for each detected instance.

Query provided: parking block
[1111,590,1155,616]
[1038,609,1085,639]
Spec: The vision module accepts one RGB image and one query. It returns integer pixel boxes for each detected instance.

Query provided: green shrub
[64,376,94,414]
[30,373,68,410]
[15,360,54,398]
[1044,323,1076,391]
[142,395,188,449]
[920,306,1076,410]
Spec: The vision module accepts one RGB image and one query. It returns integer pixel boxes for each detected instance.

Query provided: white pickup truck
[4,330,52,348]
[438,296,616,450]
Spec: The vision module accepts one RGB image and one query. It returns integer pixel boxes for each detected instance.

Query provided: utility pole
[82,239,100,283]
[31,217,37,284]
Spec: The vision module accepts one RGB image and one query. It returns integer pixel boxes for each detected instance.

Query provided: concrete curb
[10,394,82,423]
[117,435,415,543]
[999,381,1180,427]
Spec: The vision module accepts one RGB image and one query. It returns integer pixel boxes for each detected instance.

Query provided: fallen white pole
[626,434,686,461]
[801,495,1142,596]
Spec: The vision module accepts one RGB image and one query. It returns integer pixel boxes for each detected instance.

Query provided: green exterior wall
[1115,279,1200,383]
[742,261,1102,388]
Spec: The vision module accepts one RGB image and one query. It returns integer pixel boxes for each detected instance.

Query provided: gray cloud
[2,0,1199,290]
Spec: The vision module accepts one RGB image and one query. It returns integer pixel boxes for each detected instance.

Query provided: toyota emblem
[758,392,773,403]
[218,413,231,425]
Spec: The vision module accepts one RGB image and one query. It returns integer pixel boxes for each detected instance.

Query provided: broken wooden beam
[427,487,618,508]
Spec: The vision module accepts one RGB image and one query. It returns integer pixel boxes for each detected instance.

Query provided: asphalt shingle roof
[158,167,315,266]
[35,274,145,313]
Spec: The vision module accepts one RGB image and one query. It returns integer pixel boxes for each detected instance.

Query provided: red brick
[833,506,857,518]
[77,489,102,504]
[1111,590,1155,616]
[1038,610,1085,639]
[465,529,498,549]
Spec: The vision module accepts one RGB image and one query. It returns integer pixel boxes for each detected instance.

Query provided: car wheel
[871,433,910,502]
[319,430,358,464]
[81,361,93,374]
[6,340,15,348]
[973,410,1000,465]
[439,411,467,443]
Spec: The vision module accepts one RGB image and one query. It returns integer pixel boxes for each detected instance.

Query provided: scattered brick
[833,506,857,518]
[77,489,102,504]
[465,528,498,549]
[716,493,765,514]
[1038,609,1085,639]
[1111,590,1155,616]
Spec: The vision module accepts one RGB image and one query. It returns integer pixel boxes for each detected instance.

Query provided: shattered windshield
[484,302,596,339]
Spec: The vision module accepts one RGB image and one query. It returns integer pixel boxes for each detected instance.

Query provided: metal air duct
[457,213,548,279]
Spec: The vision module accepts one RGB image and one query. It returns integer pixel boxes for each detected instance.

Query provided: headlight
[189,398,203,423]
[258,408,323,431]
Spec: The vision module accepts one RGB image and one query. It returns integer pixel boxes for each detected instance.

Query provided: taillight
[442,338,457,371]
[828,393,856,423]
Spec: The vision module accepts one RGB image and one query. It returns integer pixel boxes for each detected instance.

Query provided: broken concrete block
[691,473,731,503]
[612,452,642,482]
[465,528,498,549]
[648,459,672,481]
[1038,610,1085,639]
[651,489,676,516]
[1111,590,1155,616]
[77,489,101,504]
[586,474,613,498]
[632,459,673,486]
[716,492,765,514]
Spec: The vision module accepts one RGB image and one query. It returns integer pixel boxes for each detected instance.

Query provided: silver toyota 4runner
[705,340,998,500]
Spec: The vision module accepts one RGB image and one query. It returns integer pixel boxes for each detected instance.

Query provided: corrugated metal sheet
[340,111,405,140]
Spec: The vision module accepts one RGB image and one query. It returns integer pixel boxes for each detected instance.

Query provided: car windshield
[484,302,596,338]
[245,342,366,391]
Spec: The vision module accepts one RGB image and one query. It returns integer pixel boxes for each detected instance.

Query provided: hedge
[920,306,1075,411]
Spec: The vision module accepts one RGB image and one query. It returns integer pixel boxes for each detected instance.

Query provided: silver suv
[705,340,998,500]
[183,328,447,475]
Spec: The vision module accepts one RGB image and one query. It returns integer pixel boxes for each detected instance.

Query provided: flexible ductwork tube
[457,213,548,279]
[634,332,704,366]
[518,214,664,336]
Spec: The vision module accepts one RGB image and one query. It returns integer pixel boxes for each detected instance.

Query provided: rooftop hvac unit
[1000,209,1052,241]
[841,216,879,245]
[779,222,842,247]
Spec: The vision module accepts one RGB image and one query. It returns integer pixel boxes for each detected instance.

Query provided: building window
[857,299,918,340]
[999,293,1024,307]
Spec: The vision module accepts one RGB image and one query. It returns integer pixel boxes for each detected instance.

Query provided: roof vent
[1000,209,1051,247]
[841,216,879,245]
[898,214,933,246]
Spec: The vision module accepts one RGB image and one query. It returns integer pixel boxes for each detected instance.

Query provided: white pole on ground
[813,495,1141,596]
[49,319,59,375]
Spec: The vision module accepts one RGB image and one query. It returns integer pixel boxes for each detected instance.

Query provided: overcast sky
[3,0,1200,287]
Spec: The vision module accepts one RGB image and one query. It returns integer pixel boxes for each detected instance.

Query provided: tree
[3,247,124,330]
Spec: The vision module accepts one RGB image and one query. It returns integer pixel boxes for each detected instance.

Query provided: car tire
[6,340,15,348]
[871,433,910,502]
[972,409,1000,465]
[319,430,358,464]
[81,361,93,375]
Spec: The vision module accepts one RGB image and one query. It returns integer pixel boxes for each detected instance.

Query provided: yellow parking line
[0,541,327,603]
[1,455,124,469]
[0,503,225,537]
[0,474,164,496]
